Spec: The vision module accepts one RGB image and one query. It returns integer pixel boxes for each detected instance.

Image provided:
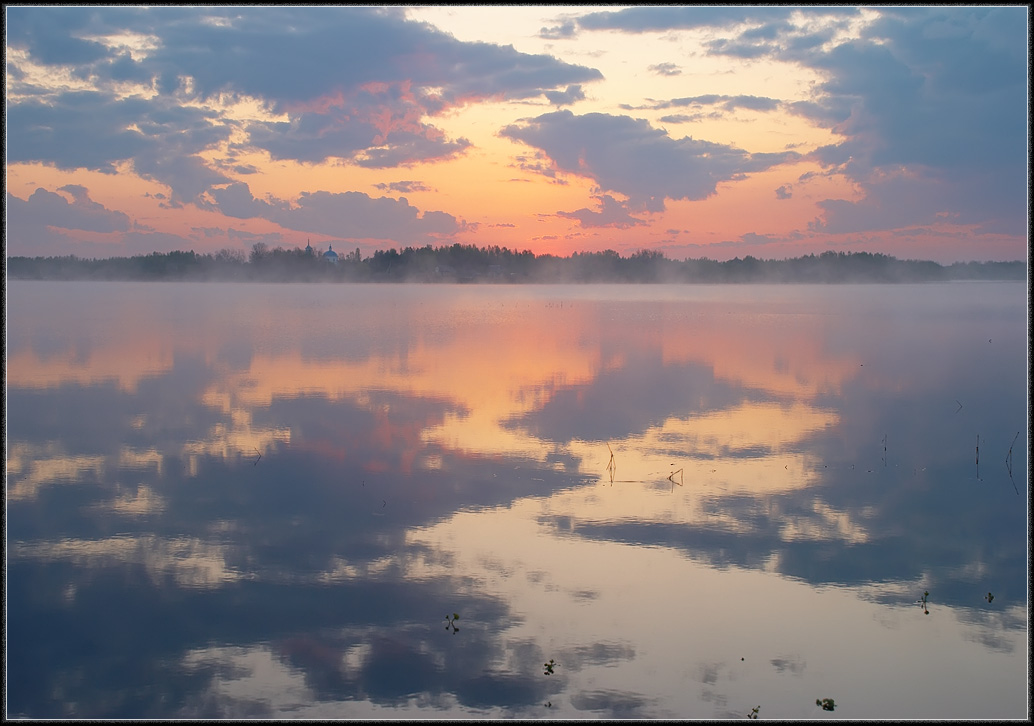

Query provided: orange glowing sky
[4,6,1028,263]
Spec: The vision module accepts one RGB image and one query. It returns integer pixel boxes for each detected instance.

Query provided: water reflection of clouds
[11,535,244,589]
[6,282,1027,719]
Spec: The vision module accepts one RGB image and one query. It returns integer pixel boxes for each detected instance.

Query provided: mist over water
[6,280,1028,719]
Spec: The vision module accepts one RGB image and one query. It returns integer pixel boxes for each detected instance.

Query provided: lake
[5,280,1028,719]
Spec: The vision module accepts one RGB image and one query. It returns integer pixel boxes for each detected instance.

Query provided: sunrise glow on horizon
[5,6,1029,264]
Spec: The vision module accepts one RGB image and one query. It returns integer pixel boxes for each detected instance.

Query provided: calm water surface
[6,281,1028,719]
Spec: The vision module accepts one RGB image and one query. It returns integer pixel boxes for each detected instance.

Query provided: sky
[4,5,1029,263]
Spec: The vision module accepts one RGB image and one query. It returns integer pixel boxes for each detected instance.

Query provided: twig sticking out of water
[1005,431,1020,495]
[955,399,963,414]
[668,467,684,492]
[882,434,888,468]
[606,443,615,485]
[975,435,980,480]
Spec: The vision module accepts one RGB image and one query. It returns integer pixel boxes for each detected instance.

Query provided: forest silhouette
[7,243,1026,283]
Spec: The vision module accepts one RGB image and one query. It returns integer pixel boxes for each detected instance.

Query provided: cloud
[539,20,577,40]
[5,90,234,204]
[571,7,1026,241]
[718,8,1027,238]
[4,188,198,257]
[203,182,464,243]
[373,181,434,194]
[556,194,649,229]
[500,110,799,213]
[544,84,586,107]
[5,6,603,187]
[644,94,783,116]
[575,7,803,33]
[775,185,792,200]
[7,187,130,234]
[648,62,681,77]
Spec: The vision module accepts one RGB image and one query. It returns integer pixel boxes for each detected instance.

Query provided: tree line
[6,244,1026,283]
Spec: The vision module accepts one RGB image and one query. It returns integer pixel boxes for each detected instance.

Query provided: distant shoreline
[6,247,1027,284]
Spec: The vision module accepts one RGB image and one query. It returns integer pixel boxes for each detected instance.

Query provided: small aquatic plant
[916,590,929,614]
[445,613,460,633]
[544,658,556,675]
[747,705,760,719]
[985,592,994,603]
[816,697,835,711]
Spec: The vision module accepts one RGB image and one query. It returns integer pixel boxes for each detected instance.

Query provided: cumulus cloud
[5,6,603,188]
[501,110,799,214]
[557,194,649,229]
[572,5,1026,242]
[648,62,682,77]
[203,182,464,243]
[539,20,577,40]
[544,84,586,107]
[5,189,195,257]
[7,187,130,234]
[575,6,804,33]
[373,181,434,194]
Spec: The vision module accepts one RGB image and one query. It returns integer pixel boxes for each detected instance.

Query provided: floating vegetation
[747,705,760,719]
[816,697,836,712]
[916,590,930,615]
[445,613,460,634]
[544,658,557,675]
[985,592,995,604]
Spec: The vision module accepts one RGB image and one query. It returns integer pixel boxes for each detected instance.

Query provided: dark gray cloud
[501,110,799,215]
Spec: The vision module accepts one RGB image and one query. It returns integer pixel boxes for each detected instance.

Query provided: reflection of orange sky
[8,288,861,499]
[660,315,860,399]
[565,400,839,495]
[6,345,174,393]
